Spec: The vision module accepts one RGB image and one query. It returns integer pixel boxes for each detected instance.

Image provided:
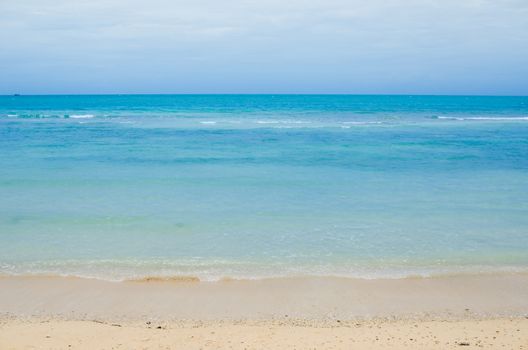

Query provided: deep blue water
[1,95,527,280]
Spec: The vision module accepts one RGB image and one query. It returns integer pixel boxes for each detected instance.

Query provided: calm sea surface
[1,95,527,280]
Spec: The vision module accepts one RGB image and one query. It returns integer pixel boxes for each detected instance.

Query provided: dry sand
[1,318,527,349]
[1,273,527,349]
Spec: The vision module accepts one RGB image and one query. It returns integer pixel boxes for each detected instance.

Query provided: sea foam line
[68,114,95,119]
[437,116,528,121]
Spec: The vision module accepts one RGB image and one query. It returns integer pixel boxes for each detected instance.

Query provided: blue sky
[1,0,527,95]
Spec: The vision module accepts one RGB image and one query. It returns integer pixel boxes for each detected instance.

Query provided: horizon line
[2,93,528,97]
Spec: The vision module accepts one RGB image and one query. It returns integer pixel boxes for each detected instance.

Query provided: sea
[1,94,527,281]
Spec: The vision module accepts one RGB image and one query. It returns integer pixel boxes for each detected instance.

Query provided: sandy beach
[1,317,527,349]
[1,273,527,349]
[3,0,528,347]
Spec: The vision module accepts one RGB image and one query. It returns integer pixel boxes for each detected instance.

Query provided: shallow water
[1,95,527,280]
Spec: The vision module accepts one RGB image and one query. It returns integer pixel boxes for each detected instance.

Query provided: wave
[1,113,96,119]
[68,114,95,119]
[256,120,311,124]
[256,120,279,124]
[2,268,528,284]
[2,114,61,119]
[128,276,201,283]
[342,121,383,125]
[2,259,528,283]
[436,116,528,121]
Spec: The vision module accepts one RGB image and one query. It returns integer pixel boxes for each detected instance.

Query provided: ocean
[1,94,527,281]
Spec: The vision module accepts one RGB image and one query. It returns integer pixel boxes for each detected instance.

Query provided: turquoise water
[1,95,527,280]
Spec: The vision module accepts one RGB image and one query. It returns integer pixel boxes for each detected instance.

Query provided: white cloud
[0,0,527,94]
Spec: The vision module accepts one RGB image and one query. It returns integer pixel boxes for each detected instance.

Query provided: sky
[0,0,527,95]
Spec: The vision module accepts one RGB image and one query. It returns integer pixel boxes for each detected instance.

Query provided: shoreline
[1,273,527,349]
[1,272,527,321]
[2,266,528,282]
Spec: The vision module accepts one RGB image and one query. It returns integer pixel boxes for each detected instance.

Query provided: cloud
[0,0,527,94]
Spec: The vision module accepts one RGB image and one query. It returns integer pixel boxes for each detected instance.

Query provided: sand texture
[1,273,527,349]
[1,318,527,349]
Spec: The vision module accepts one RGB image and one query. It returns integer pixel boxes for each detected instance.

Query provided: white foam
[256,120,311,124]
[342,121,383,125]
[200,121,217,125]
[256,120,279,124]
[69,114,95,119]
[287,120,312,124]
[437,116,528,121]
[467,117,528,120]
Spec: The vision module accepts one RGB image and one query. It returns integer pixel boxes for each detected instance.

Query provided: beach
[2,0,528,345]
[1,95,528,348]
[1,273,527,348]
[2,317,526,349]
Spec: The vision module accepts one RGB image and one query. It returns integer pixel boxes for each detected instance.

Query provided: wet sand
[1,273,527,349]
